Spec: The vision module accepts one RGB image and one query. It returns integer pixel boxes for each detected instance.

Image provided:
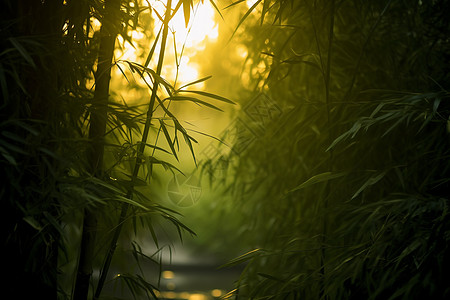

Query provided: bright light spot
[177,56,200,86]
[148,0,218,48]
[246,0,259,8]
[164,291,177,299]
[112,0,219,90]
[147,0,218,87]
[162,270,175,279]
[91,18,101,32]
[188,294,207,300]
[180,292,191,299]
[211,289,223,297]
[131,30,145,41]
[236,44,248,59]
[169,1,218,48]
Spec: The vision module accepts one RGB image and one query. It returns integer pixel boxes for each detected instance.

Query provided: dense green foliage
[1,1,227,299]
[2,0,450,299]
[208,0,450,299]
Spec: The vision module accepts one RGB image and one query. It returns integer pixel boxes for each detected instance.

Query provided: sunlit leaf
[182,0,193,27]
[159,119,179,161]
[179,90,235,104]
[229,0,263,41]
[209,0,224,20]
[223,0,246,10]
[177,75,212,90]
[166,95,223,111]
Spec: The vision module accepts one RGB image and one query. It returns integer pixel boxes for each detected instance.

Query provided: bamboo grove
[1,0,230,299]
[207,0,450,299]
[1,0,450,299]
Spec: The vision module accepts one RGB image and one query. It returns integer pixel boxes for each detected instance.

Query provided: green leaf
[179,90,235,104]
[144,26,162,67]
[23,216,43,231]
[261,0,272,25]
[166,95,223,111]
[114,194,150,211]
[159,119,179,161]
[229,0,263,41]
[290,172,346,192]
[223,0,246,10]
[219,248,261,268]
[209,0,224,20]
[0,145,17,165]
[183,0,193,27]
[352,171,387,200]
[177,75,212,90]
[147,156,184,175]
[257,272,285,282]
[9,38,36,68]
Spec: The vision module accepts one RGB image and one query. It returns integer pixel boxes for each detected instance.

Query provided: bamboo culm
[73,0,121,299]
[94,0,173,298]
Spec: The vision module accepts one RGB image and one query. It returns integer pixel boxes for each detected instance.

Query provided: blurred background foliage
[1,0,450,299]
[195,0,450,299]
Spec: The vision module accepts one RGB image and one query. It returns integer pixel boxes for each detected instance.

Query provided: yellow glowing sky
[114,0,219,90]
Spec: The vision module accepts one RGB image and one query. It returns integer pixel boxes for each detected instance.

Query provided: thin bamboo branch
[93,1,173,298]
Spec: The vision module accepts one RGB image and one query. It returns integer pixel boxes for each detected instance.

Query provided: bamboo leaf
[257,272,285,282]
[0,145,17,165]
[159,119,179,161]
[9,38,36,68]
[290,172,346,192]
[223,0,246,10]
[209,0,224,20]
[261,0,272,25]
[179,90,235,104]
[166,95,223,111]
[177,75,212,90]
[182,0,193,27]
[352,171,387,200]
[23,216,43,231]
[138,142,172,155]
[228,0,263,41]
[148,156,184,175]
[144,26,162,67]
[114,194,149,211]
[219,249,262,268]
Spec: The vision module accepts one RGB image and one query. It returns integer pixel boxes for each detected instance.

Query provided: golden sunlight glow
[112,0,218,89]
[166,1,218,48]
[246,0,259,8]
[211,289,223,297]
[164,291,177,299]
[162,270,175,279]
[236,44,248,59]
[147,0,218,88]
[188,293,207,300]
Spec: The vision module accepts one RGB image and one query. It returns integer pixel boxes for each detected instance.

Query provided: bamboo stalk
[73,1,121,299]
[94,1,173,298]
